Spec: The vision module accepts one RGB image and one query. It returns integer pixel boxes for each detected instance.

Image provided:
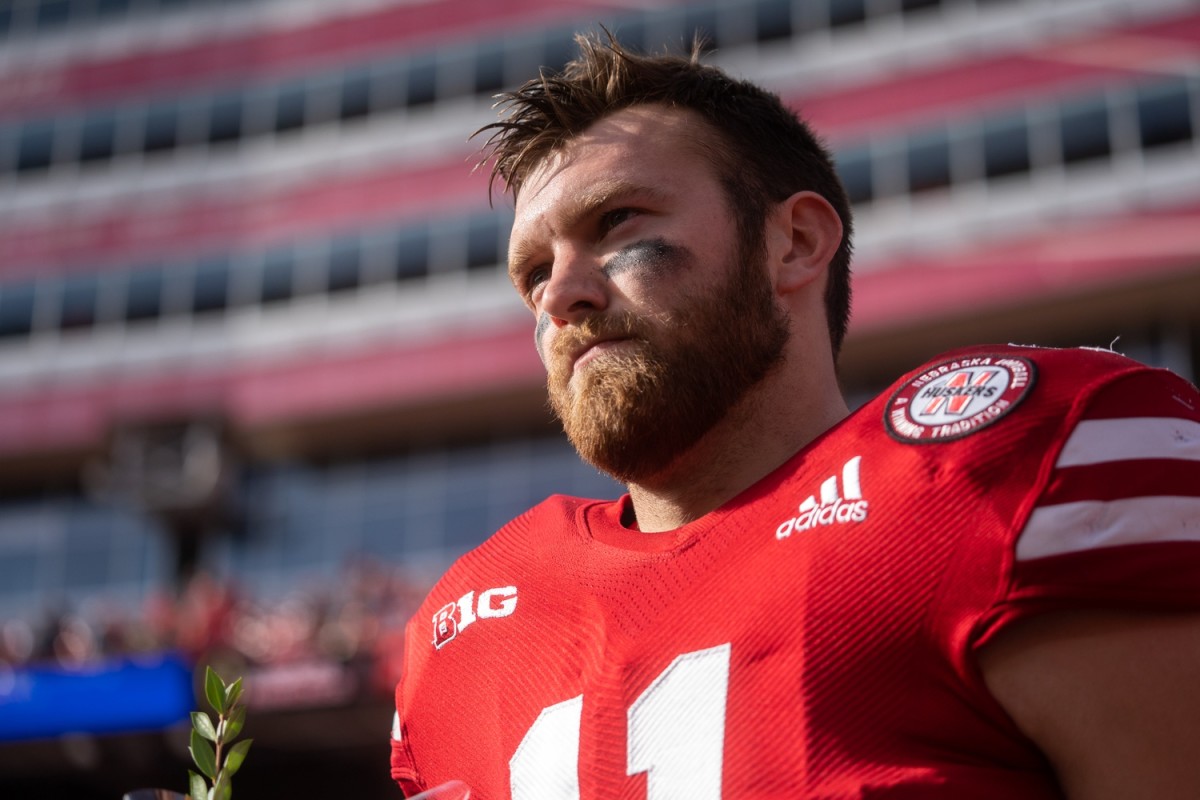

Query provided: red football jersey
[392,345,1200,799]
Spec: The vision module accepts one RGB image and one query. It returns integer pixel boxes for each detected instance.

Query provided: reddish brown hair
[476,31,854,356]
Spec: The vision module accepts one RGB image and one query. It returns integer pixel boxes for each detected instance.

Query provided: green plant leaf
[204,666,227,715]
[188,769,208,800]
[191,711,218,742]
[212,768,233,800]
[224,738,253,777]
[223,705,247,742]
[189,728,217,779]
[223,677,244,710]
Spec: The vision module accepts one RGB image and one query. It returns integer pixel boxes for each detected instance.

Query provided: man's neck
[625,370,850,533]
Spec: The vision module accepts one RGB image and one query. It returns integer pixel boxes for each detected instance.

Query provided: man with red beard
[391,33,1200,800]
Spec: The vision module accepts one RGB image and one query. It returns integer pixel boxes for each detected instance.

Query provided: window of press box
[472,40,507,96]
[0,127,13,173]
[901,0,942,13]
[340,67,375,121]
[1058,94,1111,165]
[274,81,308,134]
[542,30,581,76]
[34,0,71,31]
[79,111,119,164]
[207,92,245,146]
[755,0,793,42]
[982,111,1031,179]
[407,55,439,108]
[906,126,952,194]
[192,255,232,315]
[95,0,134,15]
[682,7,724,50]
[14,0,275,36]
[326,236,363,293]
[829,0,868,28]
[260,249,296,305]
[125,267,164,323]
[17,119,55,174]
[394,227,431,282]
[58,274,100,330]
[5,0,77,37]
[0,283,36,338]
[606,16,648,53]
[1137,79,1194,150]
[141,101,180,154]
[835,147,874,206]
[466,214,505,271]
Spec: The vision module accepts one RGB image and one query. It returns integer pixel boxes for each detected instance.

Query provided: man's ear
[765,191,843,294]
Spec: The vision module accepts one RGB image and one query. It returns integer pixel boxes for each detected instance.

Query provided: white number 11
[509,643,732,800]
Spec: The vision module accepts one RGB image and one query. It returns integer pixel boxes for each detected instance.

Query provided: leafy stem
[188,667,252,800]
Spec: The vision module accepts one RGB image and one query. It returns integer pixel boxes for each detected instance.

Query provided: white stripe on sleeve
[1056,417,1200,467]
[1017,495,1200,560]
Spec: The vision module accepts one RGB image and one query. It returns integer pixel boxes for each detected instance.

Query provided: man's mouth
[570,336,633,371]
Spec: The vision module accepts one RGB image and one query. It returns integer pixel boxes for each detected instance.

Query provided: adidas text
[776,456,869,539]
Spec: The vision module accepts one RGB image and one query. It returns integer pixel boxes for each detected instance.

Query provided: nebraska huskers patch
[885,355,1035,443]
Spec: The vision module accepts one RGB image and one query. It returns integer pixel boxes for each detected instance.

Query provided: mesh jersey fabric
[390,344,1200,799]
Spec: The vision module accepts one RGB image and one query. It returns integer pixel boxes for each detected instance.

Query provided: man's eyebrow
[569,179,671,224]
[507,180,671,282]
[507,238,542,288]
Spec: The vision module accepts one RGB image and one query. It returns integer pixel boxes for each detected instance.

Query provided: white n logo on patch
[776,456,869,540]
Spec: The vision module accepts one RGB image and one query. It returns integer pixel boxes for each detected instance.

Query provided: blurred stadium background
[0,0,1197,796]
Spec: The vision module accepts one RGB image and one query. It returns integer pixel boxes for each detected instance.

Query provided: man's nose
[539,249,610,327]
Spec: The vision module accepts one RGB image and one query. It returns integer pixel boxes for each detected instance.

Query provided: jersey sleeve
[392,611,430,798]
[391,708,425,797]
[979,365,1200,643]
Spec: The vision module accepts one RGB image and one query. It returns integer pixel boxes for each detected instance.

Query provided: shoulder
[480,492,599,555]
[1013,347,1200,563]
[965,344,1200,625]
[880,343,1190,445]
[898,343,1161,388]
[400,493,602,658]
[429,493,597,586]
[922,343,1189,388]
[900,343,1161,397]
[409,492,615,627]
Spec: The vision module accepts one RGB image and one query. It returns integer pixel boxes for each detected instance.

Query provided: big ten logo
[432,586,518,649]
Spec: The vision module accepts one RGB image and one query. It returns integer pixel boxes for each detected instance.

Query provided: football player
[391,32,1200,799]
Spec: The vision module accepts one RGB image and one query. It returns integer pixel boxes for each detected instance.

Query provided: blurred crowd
[0,561,430,701]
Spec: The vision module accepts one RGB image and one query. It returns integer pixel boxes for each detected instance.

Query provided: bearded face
[545,231,789,484]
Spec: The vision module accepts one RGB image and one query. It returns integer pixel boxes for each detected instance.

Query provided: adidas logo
[775,456,870,540]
